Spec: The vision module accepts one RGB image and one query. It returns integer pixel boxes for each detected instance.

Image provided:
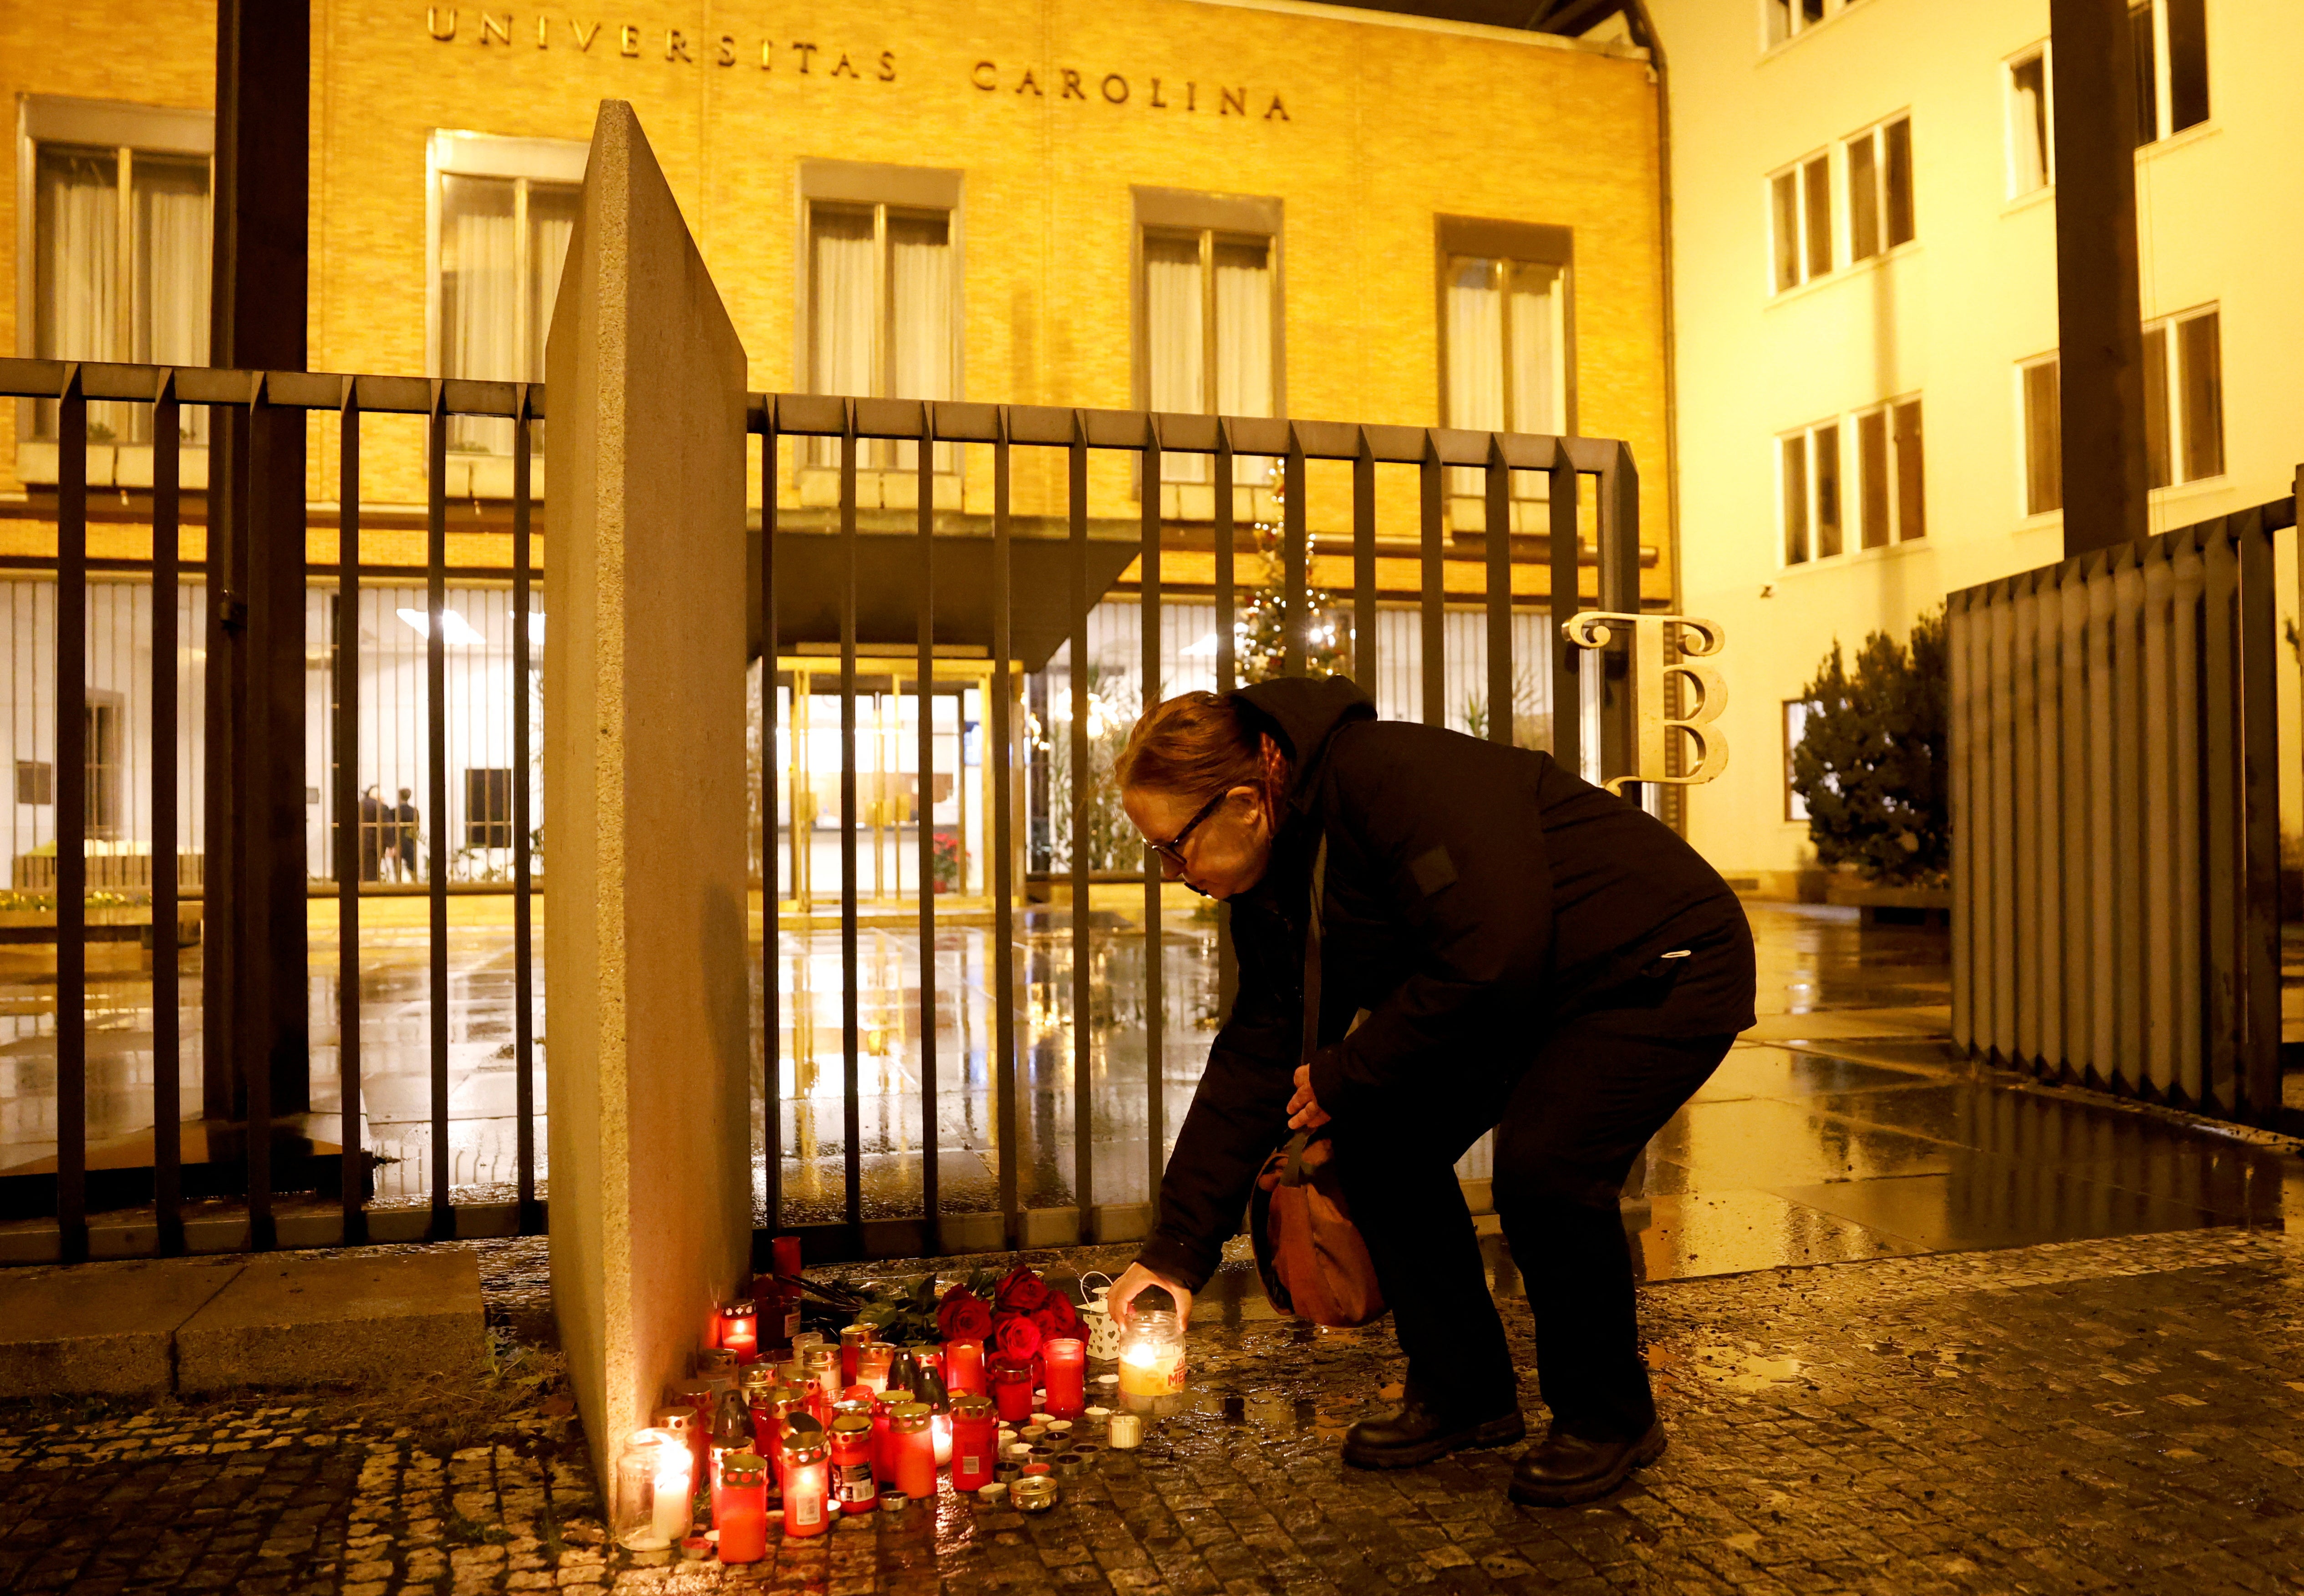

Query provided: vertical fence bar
[992,414,1019,1243]
[56,366,88,1263]
[1141,417,1165,1222]
[2168,534,2204,1106]
[2055,567,2091,1078]
[1283,429,1307,678]
[2083,554,2117,1082]
[512,386,536,1233]
[916,407,939,1252]
[762,403,782,1237]
[152,374,183,1254]
[1597,445,1641,796]
[243,376,275,1251]
[1484,441,1511,745]
[839,415,862,1242]
[2138,548,2176,1095]
[1548,449,1580,775]
[2109,550,2146,1091]
[2010,574,2043,1071]
[1216,423,1236,696]
[1947,593,1973,1056]
[427,383,452,1236]
[2235,512,2281,1118]
[1352,432,1376,690]
[1069,416,1094,1240]
[1419,435,1444,727]
[1213,422,1237,1028]
[1984,579,2015,1065]
[2201,527,2242,1112]
[338,384,366,1242]
[2031,568,2065,1078]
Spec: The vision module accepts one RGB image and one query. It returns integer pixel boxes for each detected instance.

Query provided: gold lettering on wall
[478,11,511,44]
[536,14,548,45]
[570,18,599,48]
[831,51,858,77]
[1220,86,1246,116]
[792,41,817,72]
[1101,73,1127,104]
[619,23,640,55]
[972,60,997,89]
[427,6,456,41]
[665,28,691,61]
[717,35,736,66]
[877,51,896,81]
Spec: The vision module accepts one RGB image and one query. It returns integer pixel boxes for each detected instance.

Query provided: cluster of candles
[611,1256,1186,1560]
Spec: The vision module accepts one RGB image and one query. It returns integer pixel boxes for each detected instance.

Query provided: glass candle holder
[890,1402,936,1502]
[1117,1311,1185,1416]
[614,1428,692,1551]
[783,1437,831,1538]
[1041,1338,1086,1420]
[950,1394,997,1492]
[918,1367,954,1465]
[943,1339,986,1396]
[990,1358,1035,1423]
[715,1453,768,1563]
[697,1347,739,1396]
[829,1414,879,1515]
[719,1300,760,1365]
[763,1387,809,1488]
[804,1346,841,1406]
[857,1342,895,1394]
[839,1323,876,1387]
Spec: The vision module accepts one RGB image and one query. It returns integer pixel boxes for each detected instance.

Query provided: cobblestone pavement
[12,1227,2304,1595]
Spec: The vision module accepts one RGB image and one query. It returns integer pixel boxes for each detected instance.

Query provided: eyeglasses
[1145,790,1231,872]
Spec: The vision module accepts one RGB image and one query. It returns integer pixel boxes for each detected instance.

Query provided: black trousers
[1333,944,1745,1441]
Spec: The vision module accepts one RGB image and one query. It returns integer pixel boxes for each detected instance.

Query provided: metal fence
[1948,484,2297,1123]
[0,355,1644,1263]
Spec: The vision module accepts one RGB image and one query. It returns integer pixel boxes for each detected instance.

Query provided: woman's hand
[1107,1262,1194,1332]
[1287,1063,1330,1131]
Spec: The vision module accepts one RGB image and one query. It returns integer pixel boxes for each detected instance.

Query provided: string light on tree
[1236,460,1349,681]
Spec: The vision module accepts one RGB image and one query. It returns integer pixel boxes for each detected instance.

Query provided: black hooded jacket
[1133,676,1754,1294]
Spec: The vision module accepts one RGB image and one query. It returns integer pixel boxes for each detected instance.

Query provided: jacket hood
[1231,675,1376,815]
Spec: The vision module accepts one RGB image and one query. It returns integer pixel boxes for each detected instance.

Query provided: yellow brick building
[4,0,1667,599]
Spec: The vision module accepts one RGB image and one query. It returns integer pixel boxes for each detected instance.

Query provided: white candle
[651,1435,693,1544]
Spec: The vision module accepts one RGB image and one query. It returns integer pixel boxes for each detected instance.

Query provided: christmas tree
[1235,461,1350,681]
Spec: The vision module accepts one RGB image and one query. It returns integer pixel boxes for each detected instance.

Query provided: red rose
[1032,1297,1082,1343]
[939,1295,994,1343]
[940,1282,976,1311]
[994,1314,1042,1362]
[994,1268,1050,1313]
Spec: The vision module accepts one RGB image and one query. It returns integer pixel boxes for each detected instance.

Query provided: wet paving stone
[14,1228,2304,1593]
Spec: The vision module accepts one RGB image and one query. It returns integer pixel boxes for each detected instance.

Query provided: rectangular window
[2022,356,2062,516]
[1855,397,1925,549]
[429,132,586,460]
[463,768,514,850]
[1784,699,1815,823]
[807,200,956,471]
[16,760,54,807]
[2133,0,2211,145]
[1440,227,1568,509]
[1766,0,1846,47]
[1780,423,1841,564]
[1144,228,1276,483]
[2008,48,2054,195]
[27,111,212,447]
[1846,117,1914,261]
[2142,306,2224,488]
[1771,153,1833,292]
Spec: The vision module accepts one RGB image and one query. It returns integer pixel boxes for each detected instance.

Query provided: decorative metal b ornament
[1561,612,1729,795]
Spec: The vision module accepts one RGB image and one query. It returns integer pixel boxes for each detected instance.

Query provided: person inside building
[1103,676,1755,1506]
[394,786,421,883]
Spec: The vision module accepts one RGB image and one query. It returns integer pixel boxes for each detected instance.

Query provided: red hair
[1114,692,1288,814]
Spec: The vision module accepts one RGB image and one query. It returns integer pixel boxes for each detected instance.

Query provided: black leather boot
[1507,1421,1667,1505]
[1342,1396,1525,1469]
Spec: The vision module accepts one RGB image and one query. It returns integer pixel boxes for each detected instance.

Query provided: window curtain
[1144,234,1204,483]
[440,174,518,453]
[887,214,952,472]
[1507,261,1561,505]
[2011,61,2050,193]
[809,205,876,469]
[34,148,121,442]
[132,155,210,445]
[524,183,579,454]
[1446,258,1502,500]
[1213,240,1272,485]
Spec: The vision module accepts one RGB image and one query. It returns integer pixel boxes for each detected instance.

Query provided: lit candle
[857,1342,895,1394]
[943,1339,986,1396]
[840,1324,876,1388]
[890,1402,936,1501]
[1107,1412,1142,1449]
[715,1452,768,1562]
[1041,1338,1086,1420]
[917,1365,954,1466]
[783,1434,831,1538]
[719,1300,760,1365]
[1116,1309,1185,1415]
[651,1429,695,1545]
[990,1358,1035,1424]
[613,1428,690,1552]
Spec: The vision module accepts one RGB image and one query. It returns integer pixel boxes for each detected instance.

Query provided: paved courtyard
[11,1225,2304,1595]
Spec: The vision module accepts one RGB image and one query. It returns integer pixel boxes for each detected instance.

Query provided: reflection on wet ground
[0,899,2296,1281]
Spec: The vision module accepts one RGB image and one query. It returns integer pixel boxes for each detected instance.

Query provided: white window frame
[1767,150,1834,295]
[425,129,585,499]
[2142,303,2223,490]
[2132,0,2212,147]
[1851,395,1925,549]
[1764,0,1864,50]
[15,94,214,488]
[794,160,966,502]
[1784,698,1816,823]
[2006,44,2056,198]
[2018,353,2062,520]
[1777,419,1845,568]
[1434,215,1574,534]
[1843,114,1915,262]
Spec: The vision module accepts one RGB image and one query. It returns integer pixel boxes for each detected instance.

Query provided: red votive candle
[949,1395,997,1492]
[829,1414,879,1515]
[991,1357,1035,1423]
[890,1403,936,1501]
[839,1324,875,1387]
[943,1339,985,1396]
[715,1453,768,1561]
[872,1394,895,1481]
[783,1437,830,1538]
[1041,1338,1086,1420]
[719,1301,760,1366]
